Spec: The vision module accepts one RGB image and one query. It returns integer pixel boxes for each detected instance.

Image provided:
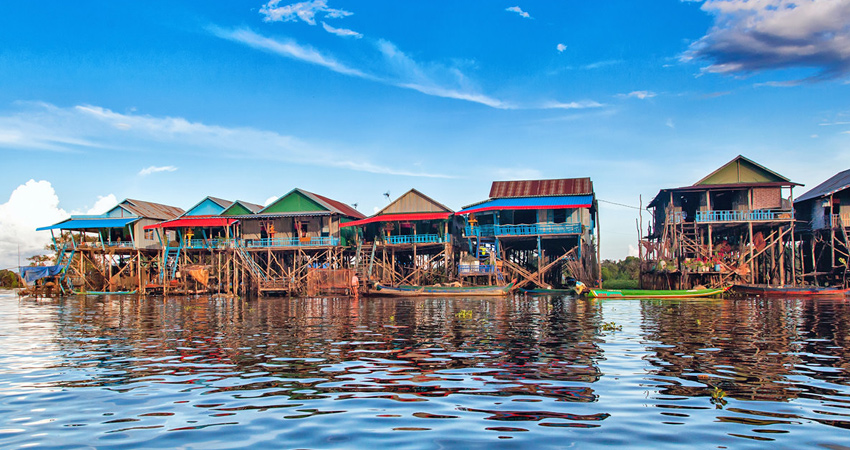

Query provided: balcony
[695,209,793,223]
[465,222,581,237]
[459,264,497,276]
[384,234,446,245]
[244,236,340,248]
[96,241,135,249]
[833,213,850,228]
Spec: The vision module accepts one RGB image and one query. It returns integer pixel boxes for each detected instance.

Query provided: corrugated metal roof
[458,195,594,215]
[490,178,594,198]
[303,189,366,219]
[229,211,332,219]
[236,200,264,213]
[37,217,138,231]
[796,169,850,203]
[695,155,791,185]
[341,212,452,228]
[121,199,184,220]
[143,217,238,230]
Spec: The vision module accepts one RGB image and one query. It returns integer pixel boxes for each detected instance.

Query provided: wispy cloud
[260,0,351,25]
[322,21,362,38]
[556,43,567,53]
[754,80,804,88]
[139,165,178,176]
[540,100,604,110]
[0,102,452,178]
[665,118,675,129]
[209,26,371,78]
[505,6,531,19]
[617,90,657,100]
[583,60,622,70]
[684,0,850,80]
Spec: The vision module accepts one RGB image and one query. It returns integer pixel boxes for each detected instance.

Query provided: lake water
[1,291,850,449]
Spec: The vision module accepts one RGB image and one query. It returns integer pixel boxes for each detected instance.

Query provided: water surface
[1,291,849,448]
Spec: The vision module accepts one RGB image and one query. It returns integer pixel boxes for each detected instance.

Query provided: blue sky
[1,0,849,267]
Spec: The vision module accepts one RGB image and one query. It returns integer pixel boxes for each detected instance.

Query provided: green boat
[585,286,728,299]
[519,287,578,296]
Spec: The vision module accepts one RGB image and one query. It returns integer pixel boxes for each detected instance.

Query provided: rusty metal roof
[303,190,366,219]
[489,178,594,198]
[121,199,184,220]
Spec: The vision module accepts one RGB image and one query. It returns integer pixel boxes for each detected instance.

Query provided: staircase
[234,242,267,283]
[354,240,377,279]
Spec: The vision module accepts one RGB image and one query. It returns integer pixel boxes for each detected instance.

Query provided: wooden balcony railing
[465,223,581,237]
[833,213,850,228]
[695,209,793,223]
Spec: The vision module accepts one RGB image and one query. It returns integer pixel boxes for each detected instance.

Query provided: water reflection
[1,293,850,448]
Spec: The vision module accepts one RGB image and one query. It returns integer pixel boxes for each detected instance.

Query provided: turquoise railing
[384,234,445,244]
[459,264,496,275]
[465,223,581,237]
[695,209,792,223]
[245,236,340,248]
[98,241,135,249]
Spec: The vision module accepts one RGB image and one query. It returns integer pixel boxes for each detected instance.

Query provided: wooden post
[137,251,142,294]
[596,207,602,287]
[749,222,755,285]
[790,186,797,286]
[830,193,835,271]
[779,229,786,285]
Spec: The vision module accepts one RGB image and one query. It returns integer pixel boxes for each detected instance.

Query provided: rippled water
[2,291,850,448]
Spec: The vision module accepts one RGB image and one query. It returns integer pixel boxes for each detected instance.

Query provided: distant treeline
[601,256,639,282]
[0,270,23,289]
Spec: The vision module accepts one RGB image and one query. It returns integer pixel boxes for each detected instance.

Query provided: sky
[1,0,849,269]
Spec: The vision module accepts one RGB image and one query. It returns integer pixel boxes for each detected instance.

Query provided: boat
[583,286,729,299]
[73,290,138,295]
[732,284,849,298]
[520,287,578,296]
[371,281,515,297]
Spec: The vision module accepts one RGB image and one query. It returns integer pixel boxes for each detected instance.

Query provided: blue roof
[36,217,138,231]
[458,195,594,214]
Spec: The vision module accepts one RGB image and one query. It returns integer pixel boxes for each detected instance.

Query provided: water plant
[600,322,622,332]
[456,310,473,320]
[710,386,727,408]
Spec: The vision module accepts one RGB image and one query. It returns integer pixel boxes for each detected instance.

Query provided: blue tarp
[20,265,64,283]
[36,217,137,231]
[457,195,594,214]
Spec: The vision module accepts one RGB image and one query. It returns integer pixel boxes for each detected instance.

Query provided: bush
[0,270,23,288]
[602,279,639,289]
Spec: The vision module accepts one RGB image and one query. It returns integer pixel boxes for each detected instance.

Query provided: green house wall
[222,203,251,216]
[264,191,328,213]
[699,159,784,185]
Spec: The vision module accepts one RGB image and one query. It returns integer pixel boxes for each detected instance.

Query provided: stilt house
[340,189,459,285]
[457,178,599,288]
[643,155,801,289]
[794,169,850,286]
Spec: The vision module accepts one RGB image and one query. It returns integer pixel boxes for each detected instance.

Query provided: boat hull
[370,283,513,297]
[588,287,727,299]
[732,284,849,298]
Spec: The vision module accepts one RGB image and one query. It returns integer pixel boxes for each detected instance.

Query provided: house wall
[752,187,782,209]
[242,216,337,240]
[135,219,165,249]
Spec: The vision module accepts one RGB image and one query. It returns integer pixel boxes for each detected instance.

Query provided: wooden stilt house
[643,155,801,289]
[340,189,459,286]
[794,169,850,286]
[234,188,365,296]
[143,196,238,294]
[36,199,184,294]
[457,178,599,288]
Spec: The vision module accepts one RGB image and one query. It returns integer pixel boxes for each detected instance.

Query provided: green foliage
[601,256,640,282]
[600,322,622,332]
[602,279,639,289]
[0,270,23,288]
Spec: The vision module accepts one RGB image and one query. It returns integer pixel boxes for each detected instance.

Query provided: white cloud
[260,0,352,25]
[666,118,675,129]
[264,196,278,206]
[70,194,118,215]
[541,100,604,110]
[139,165,178,176]
[556,43,567,53]
[322,21,362,38]
[0,180,69,270]
[0,102,451,178]
[628,245,639,257]
[506,6,531,18]
[618,90,657,100]
[210,27,371,78]
[685,0,850,79]
[811,134,819,138]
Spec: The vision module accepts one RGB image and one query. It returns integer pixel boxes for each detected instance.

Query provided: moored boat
[732,284,849,298]
[584,286,729,299]
[520,287,577,296]
[371,282,515,297]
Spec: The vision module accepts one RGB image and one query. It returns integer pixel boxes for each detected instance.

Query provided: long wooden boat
[732,284,849,298]
[371,282,514,297]
[520,287,577,296]
[74,290,138,295]
[586,287,728,299]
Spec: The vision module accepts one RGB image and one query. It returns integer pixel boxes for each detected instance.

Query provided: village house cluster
[29,155,850,296]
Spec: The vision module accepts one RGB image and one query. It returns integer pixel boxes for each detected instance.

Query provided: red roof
[490,178,593,198]
[143,216,238,230]
[311,192,366,219]
[341,212,452,228]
